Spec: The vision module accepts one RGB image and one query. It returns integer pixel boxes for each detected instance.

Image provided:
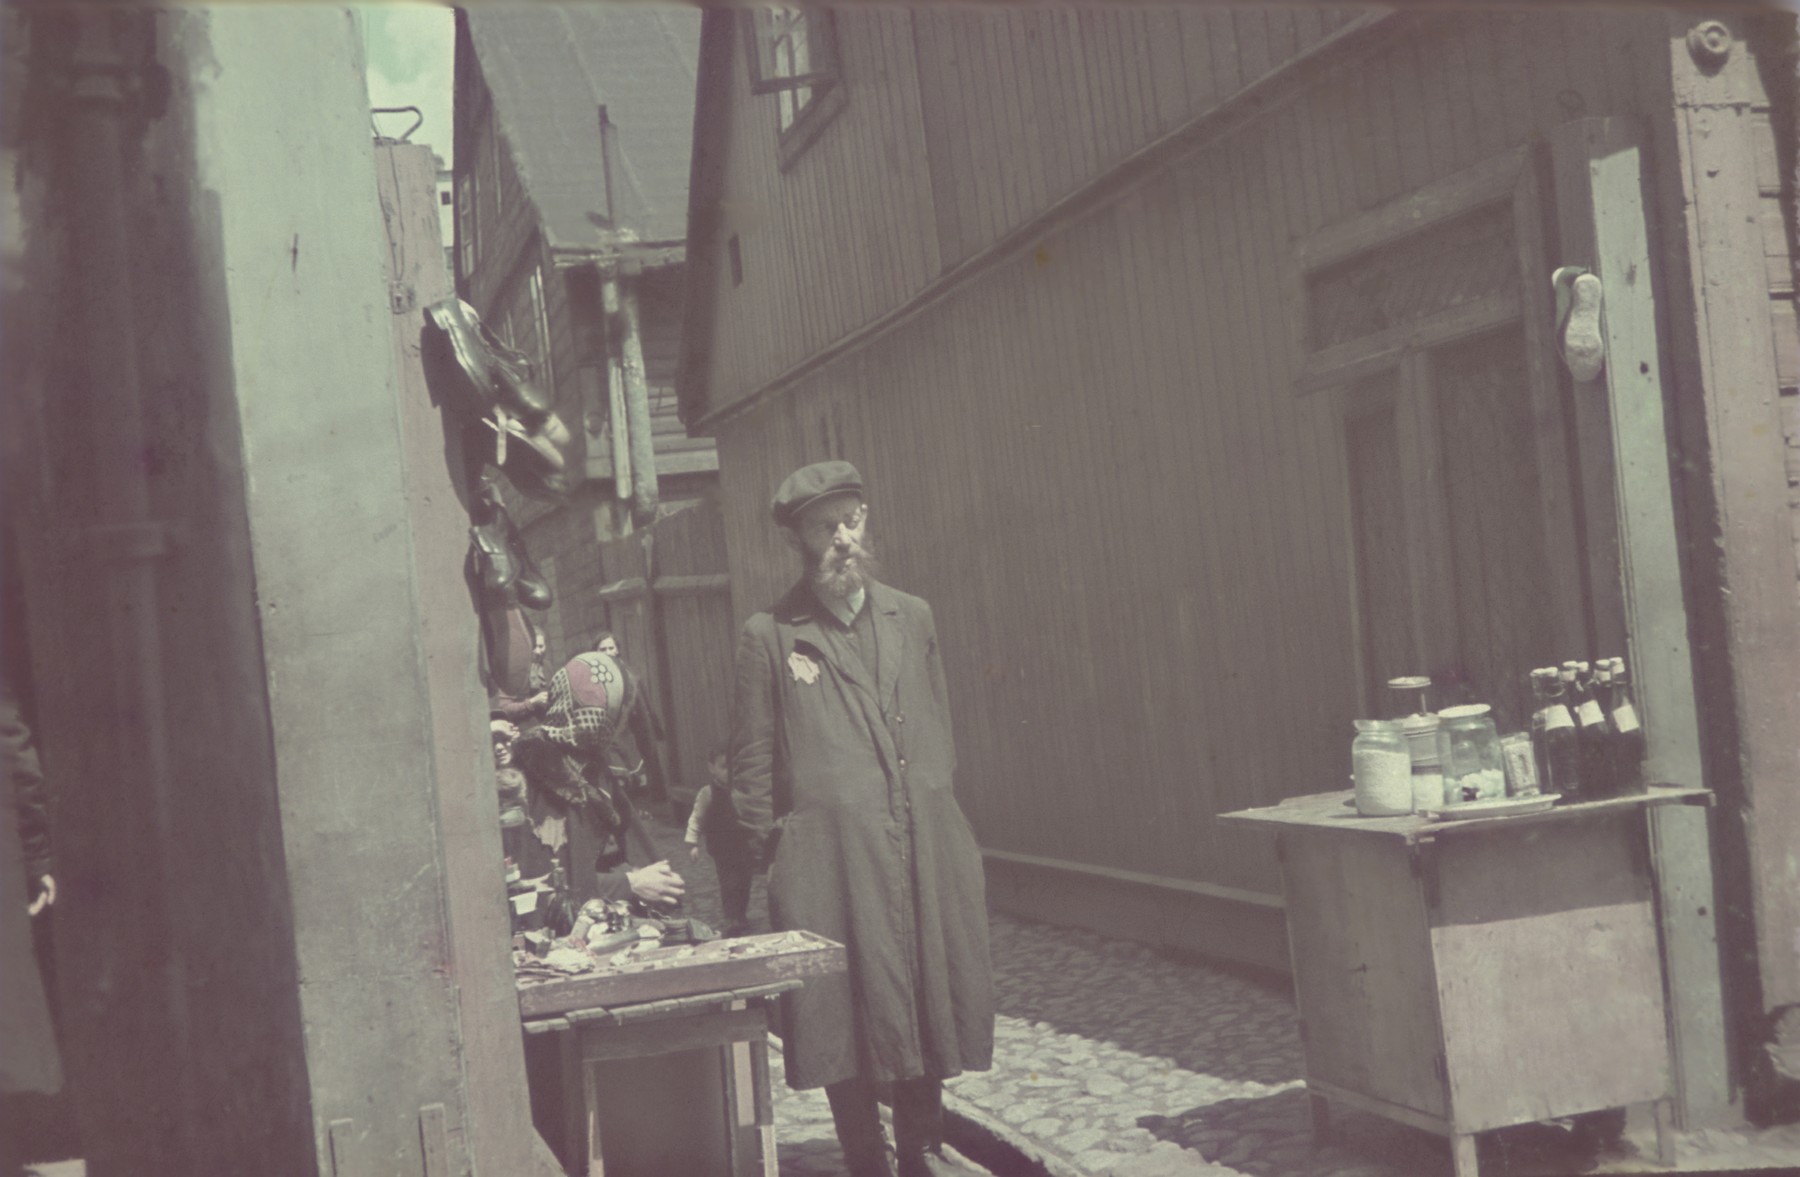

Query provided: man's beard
[810,534,880,600]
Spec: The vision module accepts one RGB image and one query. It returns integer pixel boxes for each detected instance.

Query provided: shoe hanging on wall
[423,297,555,427]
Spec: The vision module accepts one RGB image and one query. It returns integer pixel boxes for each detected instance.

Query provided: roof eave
[676,7,734,434]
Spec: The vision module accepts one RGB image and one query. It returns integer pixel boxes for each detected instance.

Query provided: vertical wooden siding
[713,11,1670,899]
[463,65,538,316]
[1753,111,1800,593]
[703,7,1367,416]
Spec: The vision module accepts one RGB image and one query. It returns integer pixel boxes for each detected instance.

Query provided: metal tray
[516,929,847,1019]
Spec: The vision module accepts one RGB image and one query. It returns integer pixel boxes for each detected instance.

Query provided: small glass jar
[1352,719,1413,816]
[1439,703,1504,803]
[1400,714,1448,812]
[1386,675,1432,720]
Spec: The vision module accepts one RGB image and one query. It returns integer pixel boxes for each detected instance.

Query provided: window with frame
[528,268,554,389]
[744,7,842,158]
[457,173,476,281]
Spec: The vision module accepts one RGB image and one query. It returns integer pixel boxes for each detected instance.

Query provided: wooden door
[1301,147,1587,727]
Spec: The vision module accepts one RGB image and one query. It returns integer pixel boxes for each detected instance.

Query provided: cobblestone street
[658,810,1800,1177]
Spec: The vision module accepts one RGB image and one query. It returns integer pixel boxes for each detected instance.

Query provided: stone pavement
[657,808,1800,1177]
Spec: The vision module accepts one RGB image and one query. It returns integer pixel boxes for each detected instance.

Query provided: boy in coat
[729,461,993,1177]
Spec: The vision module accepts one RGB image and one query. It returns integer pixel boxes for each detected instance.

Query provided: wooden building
[453,5,715,661]
[454,7,741,799]
[680,7,1800,1125]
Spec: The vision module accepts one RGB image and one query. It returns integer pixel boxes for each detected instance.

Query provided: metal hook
[371,105,424,143]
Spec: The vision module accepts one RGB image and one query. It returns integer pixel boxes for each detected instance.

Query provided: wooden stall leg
[1653,1098,1678,1167]
[1450,1132,1480,1177]
[750,1033,777,1177]
[1308,1091,1333,1144]
[560,1031,587,1175]
[583,1056,606,1177]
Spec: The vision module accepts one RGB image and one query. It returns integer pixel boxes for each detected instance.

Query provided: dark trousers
[827,1075,943,1172]
[715,853,753,932]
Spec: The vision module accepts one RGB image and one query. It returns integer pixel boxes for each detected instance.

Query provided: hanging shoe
[505,513,554,611]
[468,518,518,600]
[422,297,554,428]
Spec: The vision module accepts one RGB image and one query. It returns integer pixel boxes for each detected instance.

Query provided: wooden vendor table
[518,931,847,1177]
[1221,786,1709,1177]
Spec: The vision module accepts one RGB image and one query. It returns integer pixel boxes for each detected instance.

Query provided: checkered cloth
[514,651,640,833]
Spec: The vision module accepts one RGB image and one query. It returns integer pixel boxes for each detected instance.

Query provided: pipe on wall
[53,8,197,1165]
[602,270,660,526]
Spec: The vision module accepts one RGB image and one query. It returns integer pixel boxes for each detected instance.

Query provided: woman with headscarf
[511,650,683,907]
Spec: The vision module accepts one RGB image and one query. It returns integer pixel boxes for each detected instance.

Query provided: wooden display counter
[1221,786,1708,1177]
[519,931,847,1177]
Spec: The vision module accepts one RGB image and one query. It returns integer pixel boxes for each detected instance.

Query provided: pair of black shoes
[468,479,551,610]
[424,297,573,502]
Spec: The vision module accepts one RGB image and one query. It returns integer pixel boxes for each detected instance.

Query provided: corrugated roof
[466,5,699,250]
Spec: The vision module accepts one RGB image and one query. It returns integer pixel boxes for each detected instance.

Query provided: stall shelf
[1221,786,1707,1177]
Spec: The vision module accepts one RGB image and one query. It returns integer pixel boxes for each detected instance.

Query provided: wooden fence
[592,496,736,804]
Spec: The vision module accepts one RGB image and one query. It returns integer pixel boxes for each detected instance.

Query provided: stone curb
[943,1089,1086,1177]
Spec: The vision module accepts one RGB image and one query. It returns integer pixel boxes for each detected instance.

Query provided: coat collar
[775,579,905,710]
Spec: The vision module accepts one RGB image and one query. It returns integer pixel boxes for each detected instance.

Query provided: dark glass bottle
[1606,656,1648,795]
[1532,667,1582,803]
[1567,660,1615,800]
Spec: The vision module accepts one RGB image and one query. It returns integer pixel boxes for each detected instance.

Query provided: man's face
[709,755,728,786]
[796,495,874,600]
[597,636,619,658]
[533,634,546,658]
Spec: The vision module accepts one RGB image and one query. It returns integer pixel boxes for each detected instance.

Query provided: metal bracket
[1552,265,1606,382]
[1686,21,1732,70]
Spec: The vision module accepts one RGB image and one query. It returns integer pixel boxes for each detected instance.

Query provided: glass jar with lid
[1399,713,1449,811]
[1438,703,1504,803]
[1352,719,1413,815]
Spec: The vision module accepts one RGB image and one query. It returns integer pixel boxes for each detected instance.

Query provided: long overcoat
[1,679,61,1095]
[729,579,994,1090]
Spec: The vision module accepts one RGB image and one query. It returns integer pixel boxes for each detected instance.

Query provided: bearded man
[729,461,993,1177]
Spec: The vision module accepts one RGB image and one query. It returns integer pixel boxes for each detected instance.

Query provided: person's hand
[687,844,702,862]
[27,875,54,916]
[528,692,548,709]
[491,718,519,742]
[627,861,685,906]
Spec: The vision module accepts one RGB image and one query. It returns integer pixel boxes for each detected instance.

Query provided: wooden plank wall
[713,9,1669,903]
[1754,112,1800,593]
[649,497,737,798]
[702,8,1365,415]
[461,61,538,316]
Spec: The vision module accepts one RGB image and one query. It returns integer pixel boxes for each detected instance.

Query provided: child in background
[685,747,753,937]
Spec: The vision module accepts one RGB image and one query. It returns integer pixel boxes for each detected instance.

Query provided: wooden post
[601,278,635,507]
[1653,11,1800,1123]
[601,269,661,526]
[1548,116,1729,1127]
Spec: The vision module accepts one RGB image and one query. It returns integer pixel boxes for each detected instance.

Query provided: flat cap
[771,460,864,528]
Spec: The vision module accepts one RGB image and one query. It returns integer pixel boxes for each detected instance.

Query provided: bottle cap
[1387,676,1431,691]
[1437,703,1493,720]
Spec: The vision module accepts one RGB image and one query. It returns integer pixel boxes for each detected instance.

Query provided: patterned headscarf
[514,651,640,833]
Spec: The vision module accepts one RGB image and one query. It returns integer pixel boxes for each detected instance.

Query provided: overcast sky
[358,5,456,167]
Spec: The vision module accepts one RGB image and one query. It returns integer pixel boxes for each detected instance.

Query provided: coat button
[896,715,905,724]
[898,758,907,768]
